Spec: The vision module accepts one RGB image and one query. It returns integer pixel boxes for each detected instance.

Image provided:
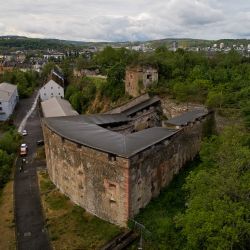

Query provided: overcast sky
[1,0,250,42]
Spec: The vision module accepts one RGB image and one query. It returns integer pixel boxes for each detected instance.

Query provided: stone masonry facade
[42,111,213,226]
[43,125,130,226]
[125,66,158,97]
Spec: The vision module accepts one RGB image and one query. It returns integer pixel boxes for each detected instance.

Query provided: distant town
[1,36,250,76]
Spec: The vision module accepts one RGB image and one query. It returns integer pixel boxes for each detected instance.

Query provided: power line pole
[131,219,151,250]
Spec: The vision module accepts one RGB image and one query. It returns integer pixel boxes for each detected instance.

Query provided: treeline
[135,127,250,250]
[147,48,250,128]
[0,37,78,51]
[0,70,40,98]
[177,127,250,249]
[61,47,250,128]
[0,128,21,189]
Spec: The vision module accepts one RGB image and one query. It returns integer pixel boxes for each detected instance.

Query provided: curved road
[14,92,51,250]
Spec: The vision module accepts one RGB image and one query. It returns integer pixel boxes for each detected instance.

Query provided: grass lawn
[38,171,123,250]
[129,158,201,250]
[0,179,16,250]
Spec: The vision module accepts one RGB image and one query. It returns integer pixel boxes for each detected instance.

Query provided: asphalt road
[13,90,39,128]
[14,96,51,250]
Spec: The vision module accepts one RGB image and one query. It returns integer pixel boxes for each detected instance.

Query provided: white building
[220,43,225,49]
[43,53,64,60]
[0,82,19,121]
[39,79,64,101]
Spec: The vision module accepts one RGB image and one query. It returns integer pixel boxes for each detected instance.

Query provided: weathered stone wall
[129,114,212,217]
[42,112,213,226]
[43,123,130,226]
[107,100,162,134]
[125,67,158,97]
[132,106,162,132]
[107,94,150,115]
[142,67,158,88]
[161,97,204,118]
[125,68,142,97]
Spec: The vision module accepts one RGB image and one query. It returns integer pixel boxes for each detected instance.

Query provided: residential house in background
[125,66,158,97]
[43,52,65,61]
[0,61,15,74]
[39,79,64,101]
[0,82,19,121]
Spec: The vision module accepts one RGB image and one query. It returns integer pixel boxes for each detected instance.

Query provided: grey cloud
[0,0,249,41]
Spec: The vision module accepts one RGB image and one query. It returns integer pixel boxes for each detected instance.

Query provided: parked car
[20,143,28,156]
[36,140,44,146]
[22,129,28,136]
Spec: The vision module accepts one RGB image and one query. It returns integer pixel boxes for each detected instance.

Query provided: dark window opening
[109,183,116,188]
[108,153,116,161]
[110,199,116,204]
[147,74,152,80]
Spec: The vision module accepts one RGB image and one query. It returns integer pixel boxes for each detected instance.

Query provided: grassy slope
[0,179,16,250]
[38,171,123,250]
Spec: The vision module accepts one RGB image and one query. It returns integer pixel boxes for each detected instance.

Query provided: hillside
[1,36,250,52]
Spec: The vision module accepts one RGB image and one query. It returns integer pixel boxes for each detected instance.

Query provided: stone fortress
[125,66,158,97]
[41,93,213,227]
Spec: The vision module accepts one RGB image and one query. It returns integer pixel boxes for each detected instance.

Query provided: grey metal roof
[106,94,150,114]
[41,97,78,118]
[43,79,62,88]
[122,96,161,116]
[0,82,17,101]
[45,113,130,125]
[44,116,177,158]
[166,109,209,126]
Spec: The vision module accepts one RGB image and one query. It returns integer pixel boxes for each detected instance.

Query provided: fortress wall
[129,114,213,217]
[42,112,214,226]
[43,123,130,226]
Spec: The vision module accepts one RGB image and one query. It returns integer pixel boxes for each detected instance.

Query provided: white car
[20,143,28,156]
[22,129,28,136]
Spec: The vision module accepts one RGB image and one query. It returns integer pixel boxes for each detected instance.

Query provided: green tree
[177,127,250,250]
[102,63,125,102]
[69,92,82,113]
[0,130,21,154]
[206,90,224,109]
[241,101,250,129]
[0,149,12,188]
[41,62,55,80]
